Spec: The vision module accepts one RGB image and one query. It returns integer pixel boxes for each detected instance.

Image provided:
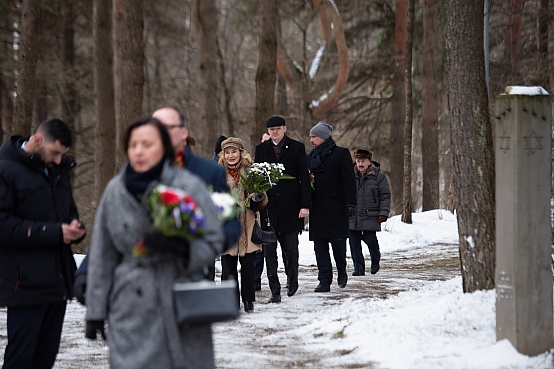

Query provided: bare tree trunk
[94,0,116,197]
[390,0,407,215]
[401,0,414,224]
[117,0,144,165]
[62,0,78,133]
[446,0,495,292]
[421,0,439,211]
[1,18,14,139]
[510,0,524,83]
[252,0,277,151]
[13,0,41,136]
[537,0,548,89]
[275,16,288,117]
[216,39,234,137]
[113,0,124,162]
[193,0,219,156]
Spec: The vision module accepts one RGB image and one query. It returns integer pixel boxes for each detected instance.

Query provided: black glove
[74,273,87,305]
[248,193,265,212]
[347,206,356,217]
[85,320,106,340]
[143,228,190,260]
[378,215,388,223]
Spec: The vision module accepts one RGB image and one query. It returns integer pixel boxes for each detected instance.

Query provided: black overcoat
[254,135,311,233]
[308,145,356,240]
[0,136,80,307]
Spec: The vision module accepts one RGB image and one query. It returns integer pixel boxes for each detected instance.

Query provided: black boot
[314,283,330,292]
[254,279,261,292]
[243,300,254,313]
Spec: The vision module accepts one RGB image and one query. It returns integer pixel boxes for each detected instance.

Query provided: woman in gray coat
[85,116,224,369]
[349,149,391,276]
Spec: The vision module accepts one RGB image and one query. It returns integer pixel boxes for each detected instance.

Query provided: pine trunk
[193,0,219,157]
[252,0,277,151]
[401,0,414,224]
[94,0,116,196]
[12,0,41,136]
[390,0,407,215]
[421,0,439,211]
[446,0,496,292]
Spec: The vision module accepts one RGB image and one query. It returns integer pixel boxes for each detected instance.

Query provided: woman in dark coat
[85,116,224,369]
[348,149,391,276]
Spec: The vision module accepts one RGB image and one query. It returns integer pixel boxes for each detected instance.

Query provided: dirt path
[0,243,460,368]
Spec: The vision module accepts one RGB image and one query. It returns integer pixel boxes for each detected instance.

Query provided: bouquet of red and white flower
[133,184,206,257]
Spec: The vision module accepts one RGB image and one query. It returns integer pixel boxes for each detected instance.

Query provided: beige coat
[223,165,267,257]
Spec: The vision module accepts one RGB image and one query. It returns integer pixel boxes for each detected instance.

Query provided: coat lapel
[277,136,291,162]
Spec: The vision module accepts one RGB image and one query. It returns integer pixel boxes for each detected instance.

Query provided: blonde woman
[219,137,267,313]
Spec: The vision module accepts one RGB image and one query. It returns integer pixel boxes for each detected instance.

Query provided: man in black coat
[0,119,86,368]
[254,116,311,302]
[307,122,356,292]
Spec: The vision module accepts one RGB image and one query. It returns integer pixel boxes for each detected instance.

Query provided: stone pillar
[495,86,553,355]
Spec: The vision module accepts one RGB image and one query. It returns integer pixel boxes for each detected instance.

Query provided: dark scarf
[125,159,165,201]
[308,137,336,174]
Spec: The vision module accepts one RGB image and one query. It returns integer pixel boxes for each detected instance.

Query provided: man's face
[309,134,325,148]
[268,126,286,143]
[152,108,188,152]
[355,158,371,173]
[36,136,69,167]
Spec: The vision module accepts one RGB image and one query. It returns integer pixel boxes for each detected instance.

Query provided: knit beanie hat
[266,116,286,127]
[214,135,227,154]
[353,149,372,160]
[310,122,333,140]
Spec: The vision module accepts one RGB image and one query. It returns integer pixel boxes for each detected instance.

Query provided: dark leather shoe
[371,263,380,275]
[254,280,261,292]
[338,275,347,288]
[352,271,365,276]
[287,285,298,297]
[244,301,254,313]
[268,295,281,303]
[314,283,330,292]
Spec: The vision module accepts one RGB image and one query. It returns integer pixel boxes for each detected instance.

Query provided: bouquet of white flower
[239,162,294,206]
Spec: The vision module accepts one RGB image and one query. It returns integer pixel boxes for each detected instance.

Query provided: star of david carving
[498,132,511,154]
[523,130,543,155]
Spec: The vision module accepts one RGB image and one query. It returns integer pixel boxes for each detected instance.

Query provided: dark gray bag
[251,209,277,244]
[173,280,239,326]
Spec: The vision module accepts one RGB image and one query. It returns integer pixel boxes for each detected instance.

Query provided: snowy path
[0,241,458,368]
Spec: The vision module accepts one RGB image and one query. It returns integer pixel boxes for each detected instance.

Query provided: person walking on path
[307,122,356,292]
[0,119,86,369]
[85,116,224,369]
[254,116,311,302]
[349,149,390,276]
[219,137,267,312]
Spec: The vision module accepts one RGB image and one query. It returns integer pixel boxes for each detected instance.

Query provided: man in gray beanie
[307,121,356,292]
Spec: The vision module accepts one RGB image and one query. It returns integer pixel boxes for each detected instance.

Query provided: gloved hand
[143,228,190,259]
[85,320,106,340]
[346,206,356,217]
[74,273,87,305]
[378,215,388,223]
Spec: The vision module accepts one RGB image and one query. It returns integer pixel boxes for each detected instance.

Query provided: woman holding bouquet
[219,137,267,313]
[85,116,224,369]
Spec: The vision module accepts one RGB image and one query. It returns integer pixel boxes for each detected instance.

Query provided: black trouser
[265,231,299,296]
[221,252,257,306]
[3,301,67,369]
[349,230,381,274]
[313,238,347,286]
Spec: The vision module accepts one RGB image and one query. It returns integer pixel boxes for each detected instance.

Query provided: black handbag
[173,280,239,327]
[251,210,277,244]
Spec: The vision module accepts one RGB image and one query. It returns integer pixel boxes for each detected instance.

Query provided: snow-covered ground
[1,210,553,368]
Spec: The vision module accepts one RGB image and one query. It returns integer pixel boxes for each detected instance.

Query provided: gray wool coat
[349,162,391,232]
[86,162,224,369]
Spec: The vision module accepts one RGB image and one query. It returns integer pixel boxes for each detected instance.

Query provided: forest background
[0,0,552,293]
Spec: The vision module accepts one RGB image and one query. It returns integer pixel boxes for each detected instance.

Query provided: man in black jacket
[254,116,311,302]
[0,119,86,369]
[307,122,356,292]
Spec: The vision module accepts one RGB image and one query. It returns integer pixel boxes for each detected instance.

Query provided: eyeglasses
[163,124,183,131]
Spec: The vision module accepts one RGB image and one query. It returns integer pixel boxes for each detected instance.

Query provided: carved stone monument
[495,86,553,355]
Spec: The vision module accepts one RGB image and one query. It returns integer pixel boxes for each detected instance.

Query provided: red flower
[160,190,181,205]
[183,195,197,210]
